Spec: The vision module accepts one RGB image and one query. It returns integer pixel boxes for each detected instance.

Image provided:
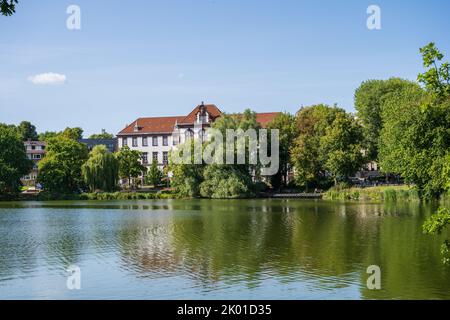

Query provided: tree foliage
[267,112,297,189]
[379,46,450,199]
[82,145,119,192]
[17,121,38,141]
[117,146,146,188]
[37,136,89,193]
[62,127,83,140]
[145,159,163,187]
[38,131,59,142]
[0,124,32,194]
[417,42,450,98]
[290,104,345,189]
[1,0,18,16]
[320,112,365,185]
[89,130,114,139]
[354,78,417,161]
[200,165,252,199]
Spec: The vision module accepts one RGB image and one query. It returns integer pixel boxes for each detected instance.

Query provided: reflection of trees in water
[114,200,450,298]
[117,217,182,276]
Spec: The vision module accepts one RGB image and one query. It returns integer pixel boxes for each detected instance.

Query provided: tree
[145,159,163,187]
[320,112,365,185]
[38,131,58,141]
[417,42,450,98]
[267,112,297,189]
[37,136,89,193]
[89,130,114,139]
[169,140,204,197]
[82,145,119,192]
[17,121,38,141]
[200,165,252,199]
[0,124,32,194]
[379,47,450,199]
[62,127,83,140]
[1,0,18,16]
[117,146,146,188]
[290,104,345,190]
[354,78,417,161]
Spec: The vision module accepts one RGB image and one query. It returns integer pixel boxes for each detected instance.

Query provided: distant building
[78,138,118,153]
[21,140,46,186]
[117,103,279,171]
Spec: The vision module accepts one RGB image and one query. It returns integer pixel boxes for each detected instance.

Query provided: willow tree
[82,145,119,192]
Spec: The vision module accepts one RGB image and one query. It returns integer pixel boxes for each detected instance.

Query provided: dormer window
[133,121,140,132]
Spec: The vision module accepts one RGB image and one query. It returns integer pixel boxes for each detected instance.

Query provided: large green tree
[62,127,83,140]
[82,145,119,192]
[354,78,417,161]
[117,146,146,188]
[37,136,89,193]
[320,112,365,185]
[17,121,38,141]
[267,112,297,189]
[145,159,163,187]
[290,104,346,190]
[379,45,450,199]
[0,124,32,194]
[200,164,252,199]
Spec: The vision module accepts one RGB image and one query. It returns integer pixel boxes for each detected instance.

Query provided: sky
[0,0,449,137]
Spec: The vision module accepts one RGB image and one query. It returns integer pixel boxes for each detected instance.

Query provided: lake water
[0,199,449,300]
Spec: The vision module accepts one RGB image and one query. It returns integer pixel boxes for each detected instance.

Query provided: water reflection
[0,200,449,299]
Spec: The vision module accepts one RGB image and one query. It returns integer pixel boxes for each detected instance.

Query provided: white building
[117,103,279,172]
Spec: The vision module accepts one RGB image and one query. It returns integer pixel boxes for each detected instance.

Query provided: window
[199,129,206,141]
[31,145,36,150]
[123,137,128,147]
[163,136,168,146]
[142,137,148,146]
[185,129,193,140]
[173,133,179,145]
[33,154,41,159]
[163,152,168,165]
[152,136,158,146]
[132,137,138,147]
[41,146,46,150]
[142,152,148,164]
[152,152,158,163]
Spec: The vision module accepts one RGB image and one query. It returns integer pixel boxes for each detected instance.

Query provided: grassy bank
[0,191,178,201]
[323,185,421,201]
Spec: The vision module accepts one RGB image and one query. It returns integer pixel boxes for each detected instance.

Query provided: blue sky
[1,0,449,136]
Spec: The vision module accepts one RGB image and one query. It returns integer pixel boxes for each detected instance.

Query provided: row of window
[122,130,207,147]
[123,136,169,147]
[141,151,169,165]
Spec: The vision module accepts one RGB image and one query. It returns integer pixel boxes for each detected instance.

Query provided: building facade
[21,140,46,186]
[117,103,280,172]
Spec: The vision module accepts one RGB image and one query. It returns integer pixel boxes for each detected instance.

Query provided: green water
[0,199,449,299]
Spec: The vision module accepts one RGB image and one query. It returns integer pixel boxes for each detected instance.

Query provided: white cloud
[28,72,67,85]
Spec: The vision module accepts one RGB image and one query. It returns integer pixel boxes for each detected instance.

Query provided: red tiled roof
[179,104,222,124]
[118,116,185,135]
[118,105,280,135]
[256,112,280,128]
